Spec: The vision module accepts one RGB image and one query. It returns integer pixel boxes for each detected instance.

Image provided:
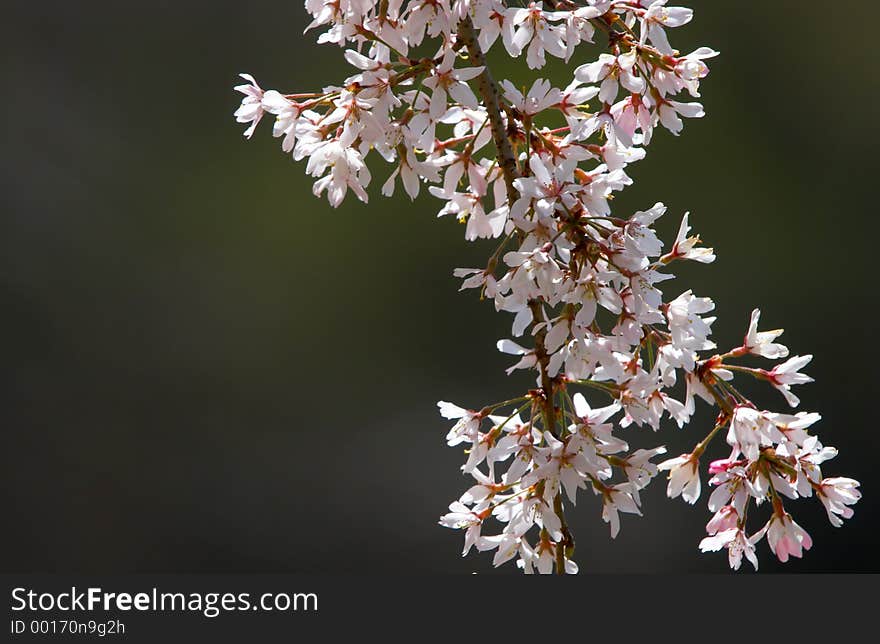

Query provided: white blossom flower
[661,212,715,264]
[639,0,694,55]
[439,501,486,555]
[307,139,372,206]
[233,74,267,138]
[574,51,645,105]
[766,355,813,407]
[596,482,642,538]
[727,406,783,460]
[657,99,705,136]
[510,3,568,69]
[438,401,483,446]
[501,78,562,117]
[473,0,518,54]
[740,309,789,359]
[423,51,484,117]
[699,528,759,571]
[658,452,701,503]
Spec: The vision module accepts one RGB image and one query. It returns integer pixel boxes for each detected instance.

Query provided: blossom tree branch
[457,14,519,200]
[234,0,861,574]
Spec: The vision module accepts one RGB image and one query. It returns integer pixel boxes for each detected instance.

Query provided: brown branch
[456,15,519,200]
[459,15,570,574]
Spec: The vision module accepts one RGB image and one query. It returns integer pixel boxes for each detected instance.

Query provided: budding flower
[758,511,813,563]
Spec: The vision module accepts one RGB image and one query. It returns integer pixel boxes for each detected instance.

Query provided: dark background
[3,1,877,573]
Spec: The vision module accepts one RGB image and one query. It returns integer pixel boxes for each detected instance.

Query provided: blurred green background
[3,0,878,572]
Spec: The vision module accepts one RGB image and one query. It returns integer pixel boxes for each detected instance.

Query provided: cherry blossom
[759,511,814,563]
[741,309,789,359]
[658,452,701,504]
[816,477,861,528]
[766,355,814,407]
[235,0,861,574]
[233,74,267,139]
[699,528,759,571]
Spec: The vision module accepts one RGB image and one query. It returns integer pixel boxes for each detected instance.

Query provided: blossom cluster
[236,0,860,573]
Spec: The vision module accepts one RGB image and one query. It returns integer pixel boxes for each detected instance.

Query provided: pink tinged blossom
[796,435,838,477]
[454,266,498,296]
[610,95,653,147]
[511,154,581,221]
[761,512,813,563]
[705,505,739,535]
[439,150,488,197]
[475,2,518,55]
[262,92,303,153]
[817,477,861,527]
[684,370,714,416]
[533,540,557,575]
[460,468,498,505]
[664,289,716,372]
[521,432,590,504]
[517,540,578,574]
[670,47,719,97]
[658,452,701,504]
[708,457,740,475]
[365,16,409,56]
[596,137,646,171]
